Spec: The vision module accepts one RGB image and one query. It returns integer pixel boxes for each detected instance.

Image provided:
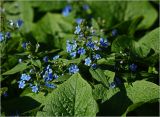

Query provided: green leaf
[18,1,34,33]
[32,13,73,44]
[2,63,28,75]
[1,96,42,115]
[31,60,41,68]
[93,84,119,102]
[31,0,67,11]
[122,80,160,116]
[31,13,74,50]
[97,53,115,66]
[104,70,115,83]
[37,73,98,116]
[97,80,159,116]
[87,1,157,30]
[111,35,134,53]
[89,68,110,88]
[133,27,160,57]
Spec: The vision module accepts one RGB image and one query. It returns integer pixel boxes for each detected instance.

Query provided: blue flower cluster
[18,73,31,89]
[66,23,110,70]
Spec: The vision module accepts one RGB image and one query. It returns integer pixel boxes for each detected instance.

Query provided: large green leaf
[37,73,98,116]
[32,13,73,49]
[87,1,157,30]
[97,80,159,116]
[2,63,28,75]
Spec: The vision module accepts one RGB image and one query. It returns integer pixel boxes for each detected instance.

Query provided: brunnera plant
[1,0,159,116]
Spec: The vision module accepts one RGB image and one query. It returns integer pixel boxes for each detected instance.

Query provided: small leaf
[89,68,110,88]
[31,60,41,68]
[2,63,28,75]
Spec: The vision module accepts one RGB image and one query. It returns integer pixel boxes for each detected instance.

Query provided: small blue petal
[0,32,4,42]
[74,25,81,34]
[130,63,137,72]
[93,54,101,60]
[16,19,23,28]
[53,55,60,60]
[85,57,92,66]
[62,5,72,17]
[110,82,116,88]
[31,85,38,93]
[112,29,118,37]
[45,82,56,88]
[20,73,31,81]
[18,80,25,89]
[5,32,11,39]
[83,4,89,10]
[69,64,79,74]
[86,41,94,49]
[91,63,97,69]
[100,38,109,47]
[70,51,76,58]
[43,56,48,62]
[75,18,83,24]
[77,47,86,55]
[22,42,27,49]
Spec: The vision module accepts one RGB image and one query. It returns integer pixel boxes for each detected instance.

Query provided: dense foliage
[1,0,159,116]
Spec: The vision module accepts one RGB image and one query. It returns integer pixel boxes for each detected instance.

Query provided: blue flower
[18,80,26,89]
[0,32,4,42]
[85,57,92,66]
[22,42,27,49]
[112,29,118,37]
[5,32,11,39]
[66,43,72,53]
[100,38,109,47]
[77,47,86,55]
[93,54,101,60]
[45,82,56,88]
[20,74,31,81]
[53,73,59,79]
[83,4,89,10]
[72,40,77,50]
[62,5,72,17]
[16,19,23,28]
[86,41,94,49]
[70,51,76,58]
[110,82,116,88]
[115,77,121,85]
[129,63,137,72]
[53,55,60,60]
[91,63,97,69]
[31,85,38,93]
[43,68,53,81]
[43,56,48,62]
[66,40,77,53]
[74,25,81,34]
[75,18,83,25]
[69,64,79,74]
